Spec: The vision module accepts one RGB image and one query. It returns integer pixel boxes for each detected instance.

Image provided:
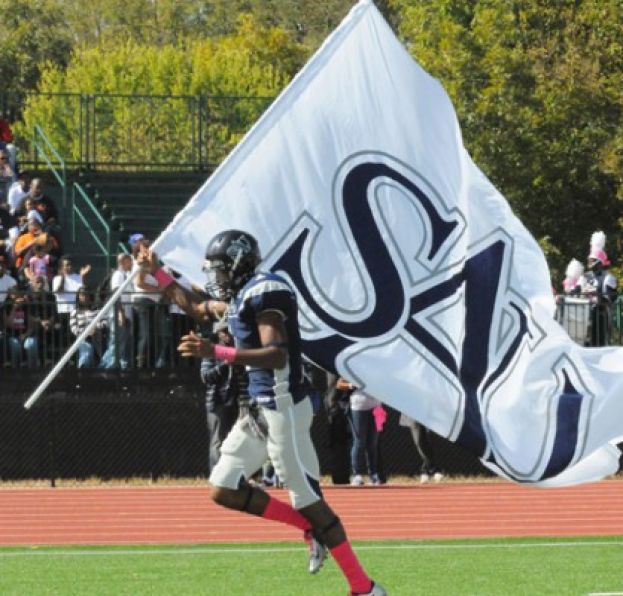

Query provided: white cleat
[433,472,444,483]
[350,581,387,595]
[419,473,430,484]
[305,530,328,574]
[351,474,364,486]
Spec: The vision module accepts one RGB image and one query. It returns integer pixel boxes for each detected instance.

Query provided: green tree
[390,0,623,282]
[18,15,305,166]
[0,0,73,98]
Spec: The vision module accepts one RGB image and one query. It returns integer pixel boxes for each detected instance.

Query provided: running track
[1,481,622,546]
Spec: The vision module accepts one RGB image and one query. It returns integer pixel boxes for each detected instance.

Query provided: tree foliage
[389,0,623,279]
[0,0,73,97]
[17,15,305,165]
[3,0,622,281]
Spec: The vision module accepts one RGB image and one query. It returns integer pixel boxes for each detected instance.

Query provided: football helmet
[203,230,261,300]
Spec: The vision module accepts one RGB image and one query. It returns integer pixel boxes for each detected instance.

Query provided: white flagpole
[24,270,139,410]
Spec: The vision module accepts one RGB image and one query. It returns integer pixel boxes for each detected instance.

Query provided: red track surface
[1,480,622,546]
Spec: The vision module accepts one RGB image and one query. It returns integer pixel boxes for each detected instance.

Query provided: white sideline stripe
[0,540,621,558]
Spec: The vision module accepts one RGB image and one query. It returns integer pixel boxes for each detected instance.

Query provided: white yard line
[0,540,621,558]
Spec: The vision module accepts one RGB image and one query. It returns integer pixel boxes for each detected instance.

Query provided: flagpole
[23,270,139,410]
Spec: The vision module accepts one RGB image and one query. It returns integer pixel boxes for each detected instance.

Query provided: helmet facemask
[203,258,234,301]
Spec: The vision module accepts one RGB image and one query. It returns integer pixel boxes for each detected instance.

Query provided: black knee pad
[241,484,257,512]
[317,515,341,540]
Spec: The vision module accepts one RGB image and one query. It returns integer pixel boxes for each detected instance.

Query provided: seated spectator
[14,196,35,233]
[70,287,105,368]
[4,287,39,368]
[7,171,30,215]
[0,255,17,305]
[52,256,91,350]
[0,116,16,169]
[14,211,58,284]
[29,179,60,242]
[29,275,57,364]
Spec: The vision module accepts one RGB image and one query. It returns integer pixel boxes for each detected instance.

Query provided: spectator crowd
[0,116,200,369]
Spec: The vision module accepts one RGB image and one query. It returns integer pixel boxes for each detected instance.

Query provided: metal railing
[0,294,200,372]
[31,124,67,206]
[71,182,111,260]
[556,293,622,347]
[11,92,273,171]
[0,291,621,374]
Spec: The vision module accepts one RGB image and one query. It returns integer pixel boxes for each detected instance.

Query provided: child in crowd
[27,243,53,288]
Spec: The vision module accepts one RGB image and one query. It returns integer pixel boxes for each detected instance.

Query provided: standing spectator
[0,116,16,169]
[100,253,133,369]
[7,171,30,215]
[0,203,17,261]
[201,320,246,472]
[52,256,91,350]
[399,414,444,483]
[0,149,15,204]
[70,287,105,368]
[324,372,352,485]
[337,379,381,486]
[4,288,38,368]
[562,259,585,295]
[583,231,617,346]
[28,275,57,364]
[0,256,17,305]
[167,270,196,367]
[131,238,162,368]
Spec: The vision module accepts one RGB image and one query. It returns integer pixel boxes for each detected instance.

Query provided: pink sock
[330,541,372,593]
[261,496,311,532]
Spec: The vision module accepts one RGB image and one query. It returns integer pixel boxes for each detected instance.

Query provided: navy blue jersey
[228,271,306,408]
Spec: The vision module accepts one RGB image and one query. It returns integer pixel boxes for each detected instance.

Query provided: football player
[139,230,385,596]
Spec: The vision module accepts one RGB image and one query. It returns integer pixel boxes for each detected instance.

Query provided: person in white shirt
[336,379,382,486]
[52,256,91,349]
[100,253,134,369]
[7,171,30,215]
[0,255,17,305]
[131,238,162,368]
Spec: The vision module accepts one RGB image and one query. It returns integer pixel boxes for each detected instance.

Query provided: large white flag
[154,0,623,486]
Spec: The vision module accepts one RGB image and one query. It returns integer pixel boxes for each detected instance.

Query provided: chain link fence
[0,292,620,484]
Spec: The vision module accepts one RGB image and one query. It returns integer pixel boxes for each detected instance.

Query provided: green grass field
[0,537,621,595]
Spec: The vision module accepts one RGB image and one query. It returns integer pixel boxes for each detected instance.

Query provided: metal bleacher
[79,170,206,255]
